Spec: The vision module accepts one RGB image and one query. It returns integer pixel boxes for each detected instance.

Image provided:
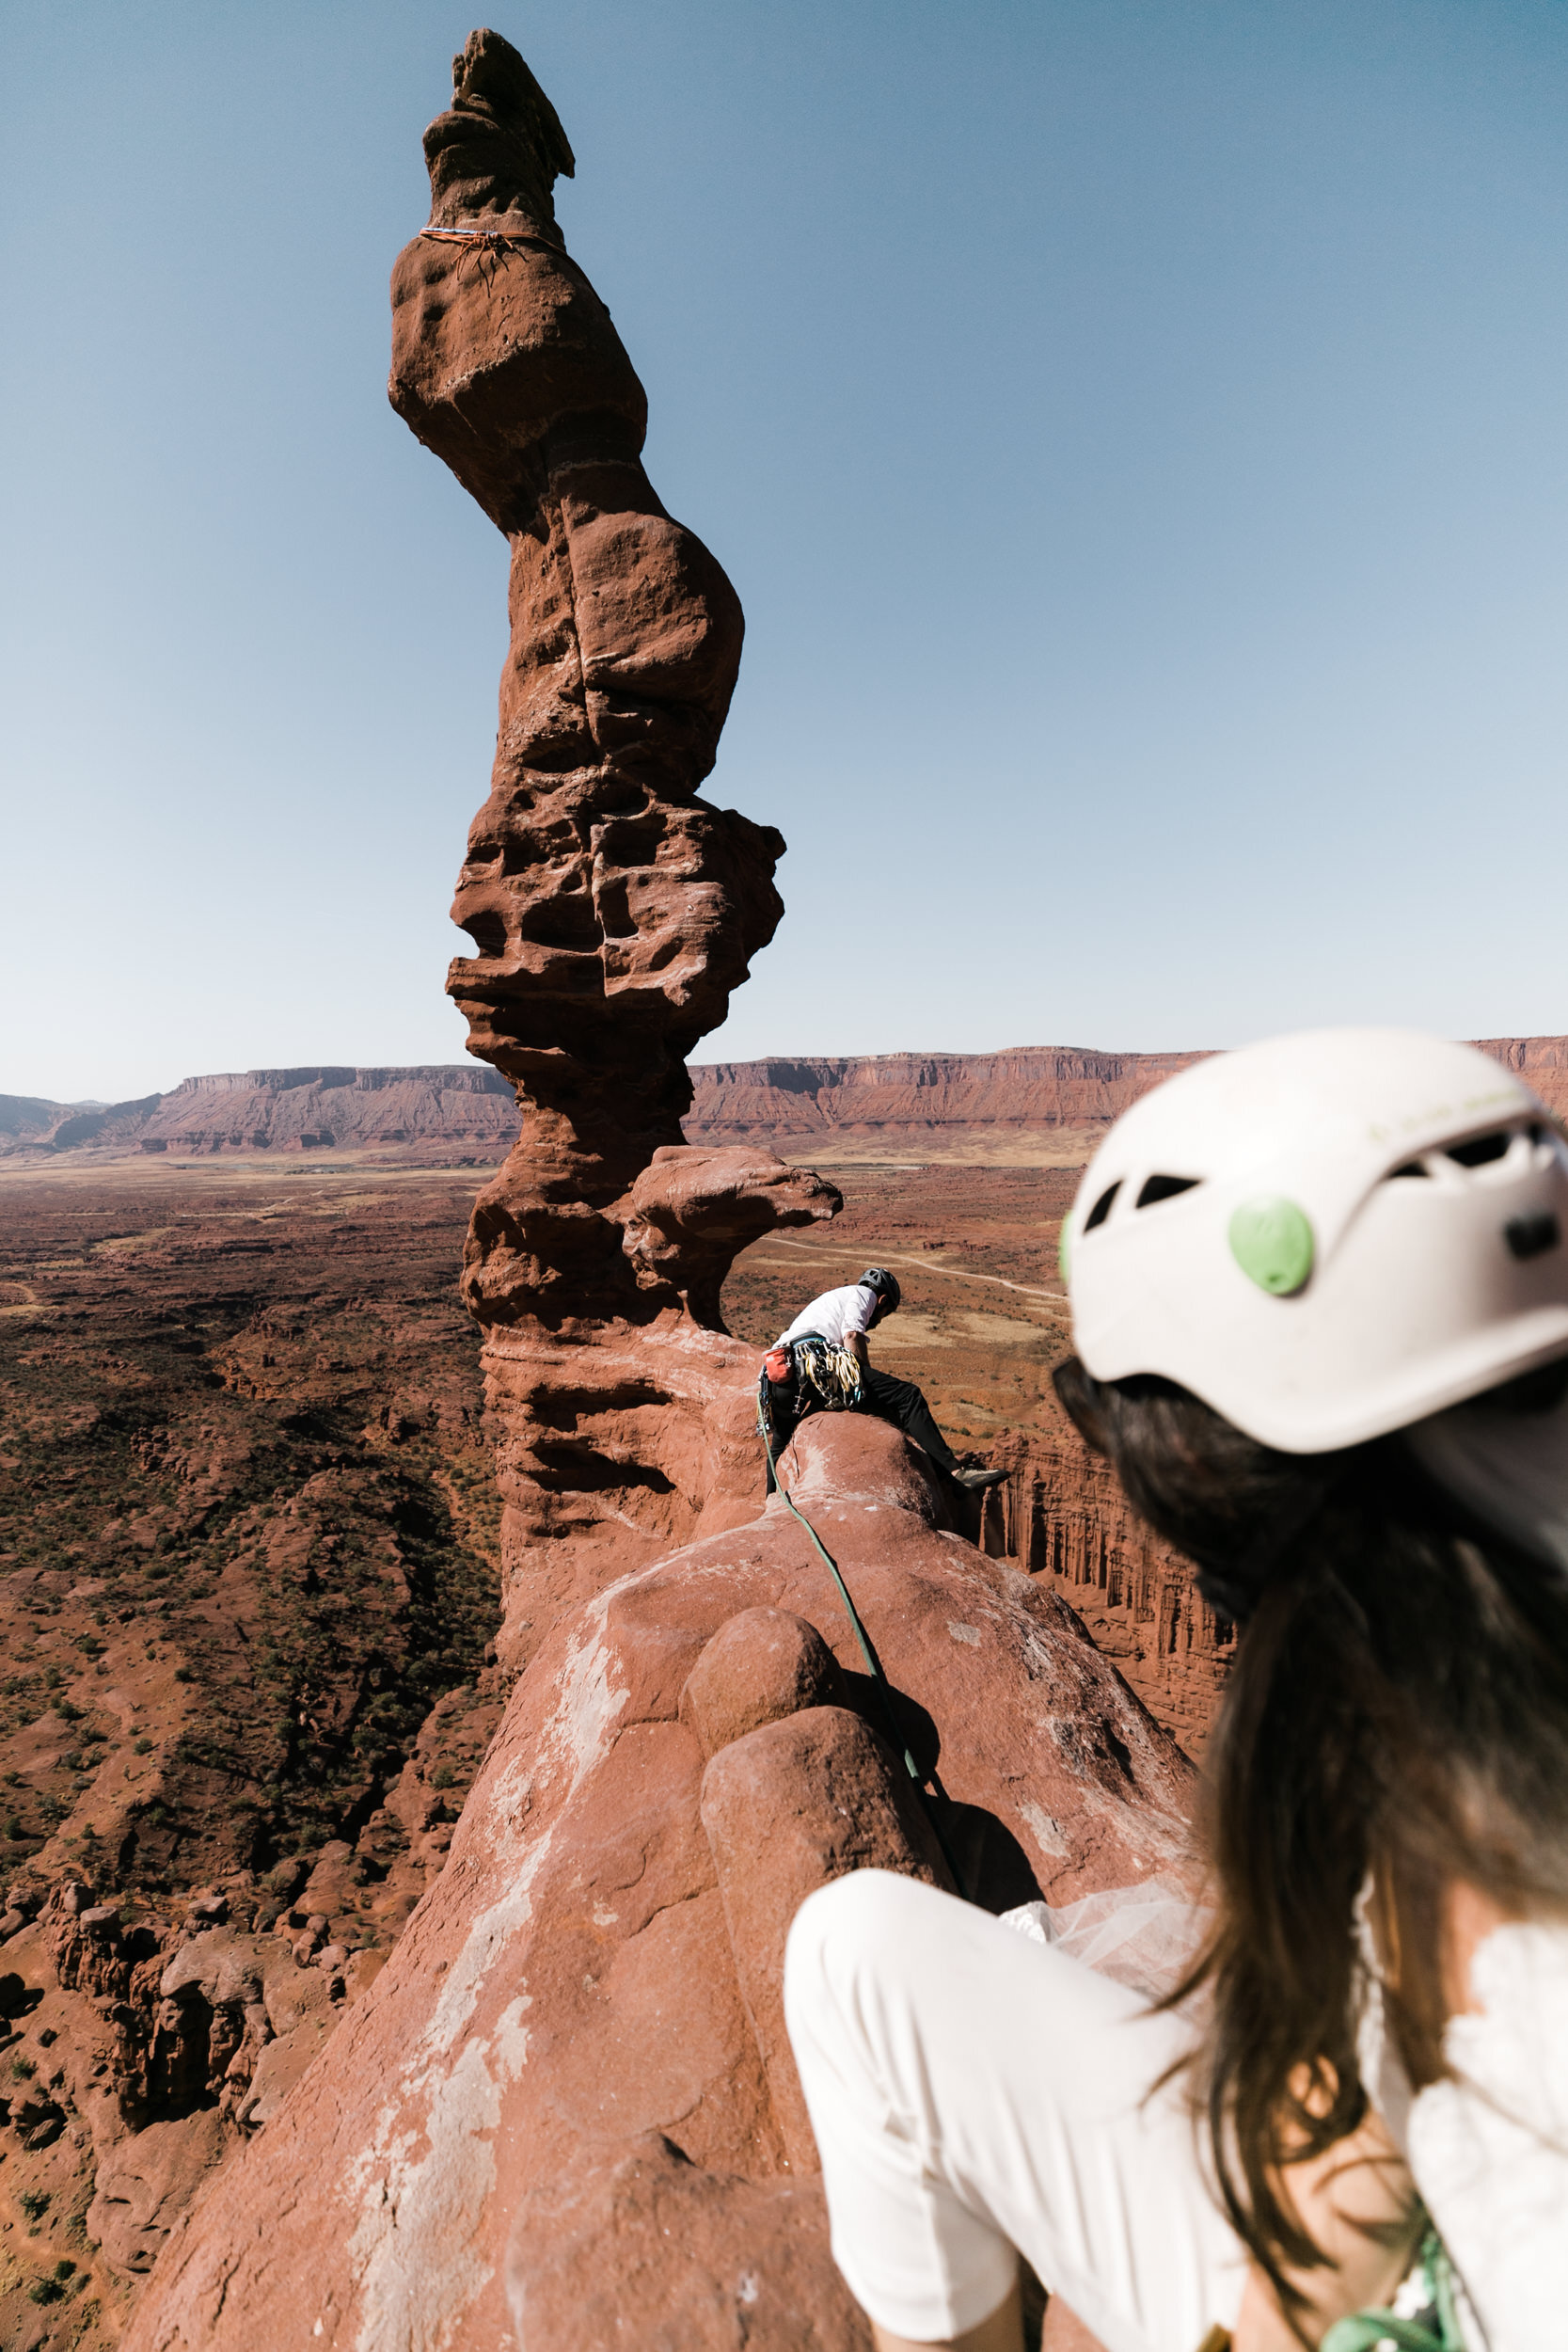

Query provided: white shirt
[1354,1899,1568,2348]
[776,1282,879,1349]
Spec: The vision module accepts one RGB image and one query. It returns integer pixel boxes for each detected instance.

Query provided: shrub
[133,1737,151,1756]
[19,2187,49,2219]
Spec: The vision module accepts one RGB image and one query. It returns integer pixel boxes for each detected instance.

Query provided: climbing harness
[786,1335,864,1415]
[756,1363,969,1899]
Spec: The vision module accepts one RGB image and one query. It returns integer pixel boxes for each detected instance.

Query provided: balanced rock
[679,1607,847,1759]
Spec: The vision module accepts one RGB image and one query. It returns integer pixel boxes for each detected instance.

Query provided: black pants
[766,1365,958,1486]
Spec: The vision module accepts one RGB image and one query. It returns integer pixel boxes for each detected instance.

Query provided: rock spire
[388,26,838,1649]
[391,24,795,1333]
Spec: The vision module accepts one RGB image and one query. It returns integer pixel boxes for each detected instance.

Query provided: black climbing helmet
[860,1266,901,1316]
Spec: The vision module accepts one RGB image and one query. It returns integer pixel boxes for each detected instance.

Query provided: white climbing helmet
[1062,1028,1568,1454]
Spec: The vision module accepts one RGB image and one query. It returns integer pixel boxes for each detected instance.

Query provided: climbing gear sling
[1318,2227,1467,2352]
[1190,2225,1467,2352]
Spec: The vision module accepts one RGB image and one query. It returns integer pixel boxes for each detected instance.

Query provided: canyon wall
[685,1047,1205,1157]
[8,1035,1564,1166]
[0,1067,519,1160]
[974,1436,1233,1756]
[686,1035,1568,1156]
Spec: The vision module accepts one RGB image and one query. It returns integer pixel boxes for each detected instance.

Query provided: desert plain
[0,1108,1223,2346]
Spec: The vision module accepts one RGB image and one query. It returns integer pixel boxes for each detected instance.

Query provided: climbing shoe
[952,1466,1008,1490]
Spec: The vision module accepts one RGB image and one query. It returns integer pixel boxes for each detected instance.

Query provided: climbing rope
[757,1378,969,1899]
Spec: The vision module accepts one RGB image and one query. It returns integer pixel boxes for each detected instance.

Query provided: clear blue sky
[3,1,1564,1103]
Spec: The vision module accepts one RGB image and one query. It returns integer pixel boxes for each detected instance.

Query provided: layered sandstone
[972,1433,1234,1755]
[8,1034,1564,1167]
[685,1047,1205,1159]
[0,1067,517,1160]
[377,25,832,1646]
[686,1036,1568,1159]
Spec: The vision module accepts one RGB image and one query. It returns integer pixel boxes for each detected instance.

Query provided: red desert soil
[0,1161,505,2348]
[0,1147,1205,2345]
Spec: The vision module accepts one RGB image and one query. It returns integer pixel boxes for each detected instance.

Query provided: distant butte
[683,1035,1568,1162]
[7,1034,1565,1164]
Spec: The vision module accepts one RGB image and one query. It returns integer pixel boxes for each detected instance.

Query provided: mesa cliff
[0,1068,519,1161]
[685,1035,1568,1159]
[8,1036,1564,1168]
[108,31,1197,2351]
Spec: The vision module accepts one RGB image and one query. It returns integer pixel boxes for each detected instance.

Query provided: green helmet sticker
[1229,1197,1314,1295]
[1057,1212,1072,1288]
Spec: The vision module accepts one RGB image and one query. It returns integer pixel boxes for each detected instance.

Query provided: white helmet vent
[1083,1182,1120,1233]
[1135,1174,1202,1209]
[1449,1131,1514,1168]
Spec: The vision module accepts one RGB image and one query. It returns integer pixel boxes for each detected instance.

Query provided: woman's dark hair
[1053,1354,1568,2325]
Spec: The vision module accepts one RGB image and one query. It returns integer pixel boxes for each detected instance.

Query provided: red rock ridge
[686,1037,1568,1155]
[120,1417,1195,2352]
[0,1067,519,1160]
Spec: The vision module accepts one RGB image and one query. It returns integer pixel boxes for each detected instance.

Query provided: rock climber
[784,1029,1568,2352]
[760,1265,1008,1494]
